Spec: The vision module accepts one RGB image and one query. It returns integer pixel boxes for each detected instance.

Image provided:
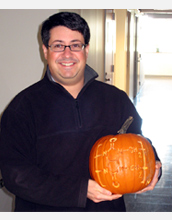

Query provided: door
[104,9,116,85]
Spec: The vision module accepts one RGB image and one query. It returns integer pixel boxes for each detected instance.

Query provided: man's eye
[54,44,63,48]
[72,44,81,48]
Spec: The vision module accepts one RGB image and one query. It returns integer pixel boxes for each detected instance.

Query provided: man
[0,12,161,212]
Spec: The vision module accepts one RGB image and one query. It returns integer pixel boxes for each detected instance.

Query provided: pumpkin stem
[117,116,134,134]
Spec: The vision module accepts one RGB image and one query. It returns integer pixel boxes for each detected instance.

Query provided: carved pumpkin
[89,133,155,194]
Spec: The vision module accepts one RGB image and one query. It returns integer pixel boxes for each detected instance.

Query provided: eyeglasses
[48,43,87,52]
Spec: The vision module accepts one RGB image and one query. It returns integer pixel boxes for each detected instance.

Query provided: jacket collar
[46,64,98,86]
[83,64,98,85]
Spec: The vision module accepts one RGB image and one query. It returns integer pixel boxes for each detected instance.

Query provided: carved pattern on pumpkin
[90,134,155,194]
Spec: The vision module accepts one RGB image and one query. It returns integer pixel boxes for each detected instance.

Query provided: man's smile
[61,62,75,67]
[60,62,75,67]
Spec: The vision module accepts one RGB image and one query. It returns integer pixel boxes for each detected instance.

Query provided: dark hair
[41,12,90,48]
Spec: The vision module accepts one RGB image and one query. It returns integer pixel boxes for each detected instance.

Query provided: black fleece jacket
[0,65,160,211]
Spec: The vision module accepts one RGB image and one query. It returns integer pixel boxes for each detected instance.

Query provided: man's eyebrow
[70,39,82,43]
[51,39,82,44]
[51,40,64,43]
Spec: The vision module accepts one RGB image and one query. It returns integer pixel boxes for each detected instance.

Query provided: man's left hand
[136,161,162,194]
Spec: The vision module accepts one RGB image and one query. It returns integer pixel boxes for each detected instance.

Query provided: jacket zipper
[75,99,82,128]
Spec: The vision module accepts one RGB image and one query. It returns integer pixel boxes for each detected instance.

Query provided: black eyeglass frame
[48,43,87,52]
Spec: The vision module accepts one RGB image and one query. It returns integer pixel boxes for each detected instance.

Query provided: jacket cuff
[77,178,88,208]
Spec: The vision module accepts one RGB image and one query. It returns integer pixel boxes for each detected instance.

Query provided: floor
[124,76,172,212]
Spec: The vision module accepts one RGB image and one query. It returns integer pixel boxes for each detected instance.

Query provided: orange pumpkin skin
[89,133,155,194]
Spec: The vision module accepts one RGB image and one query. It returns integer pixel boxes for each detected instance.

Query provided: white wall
[141,52,172,76]
[138,16,172,77]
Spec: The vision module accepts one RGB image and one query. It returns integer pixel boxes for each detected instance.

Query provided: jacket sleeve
[0,107,88,208]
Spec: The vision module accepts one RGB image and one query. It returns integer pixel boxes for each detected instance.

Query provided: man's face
[42,26,89,87]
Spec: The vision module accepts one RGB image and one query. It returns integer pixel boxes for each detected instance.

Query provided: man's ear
[42,44,48,60]
[85,44,89,59]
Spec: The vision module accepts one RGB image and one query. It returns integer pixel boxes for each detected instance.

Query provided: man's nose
[63,46,73,56]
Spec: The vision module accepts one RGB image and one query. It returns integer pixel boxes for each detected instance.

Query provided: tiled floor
[124,76,172,212]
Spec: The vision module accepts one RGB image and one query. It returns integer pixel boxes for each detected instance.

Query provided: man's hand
[87,179,122,203]
[87,161,161,202]
[136,161,162,194]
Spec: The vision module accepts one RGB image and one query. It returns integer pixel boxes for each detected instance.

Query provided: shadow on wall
[37,23,47,80]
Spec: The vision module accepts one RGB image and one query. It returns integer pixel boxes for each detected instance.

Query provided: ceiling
[139,9,172,18]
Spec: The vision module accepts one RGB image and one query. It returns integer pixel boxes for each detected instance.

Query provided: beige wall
[114,9,128,92]
[114,9,140,99]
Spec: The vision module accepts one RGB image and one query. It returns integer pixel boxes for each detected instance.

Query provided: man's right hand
[87,179,122,203]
